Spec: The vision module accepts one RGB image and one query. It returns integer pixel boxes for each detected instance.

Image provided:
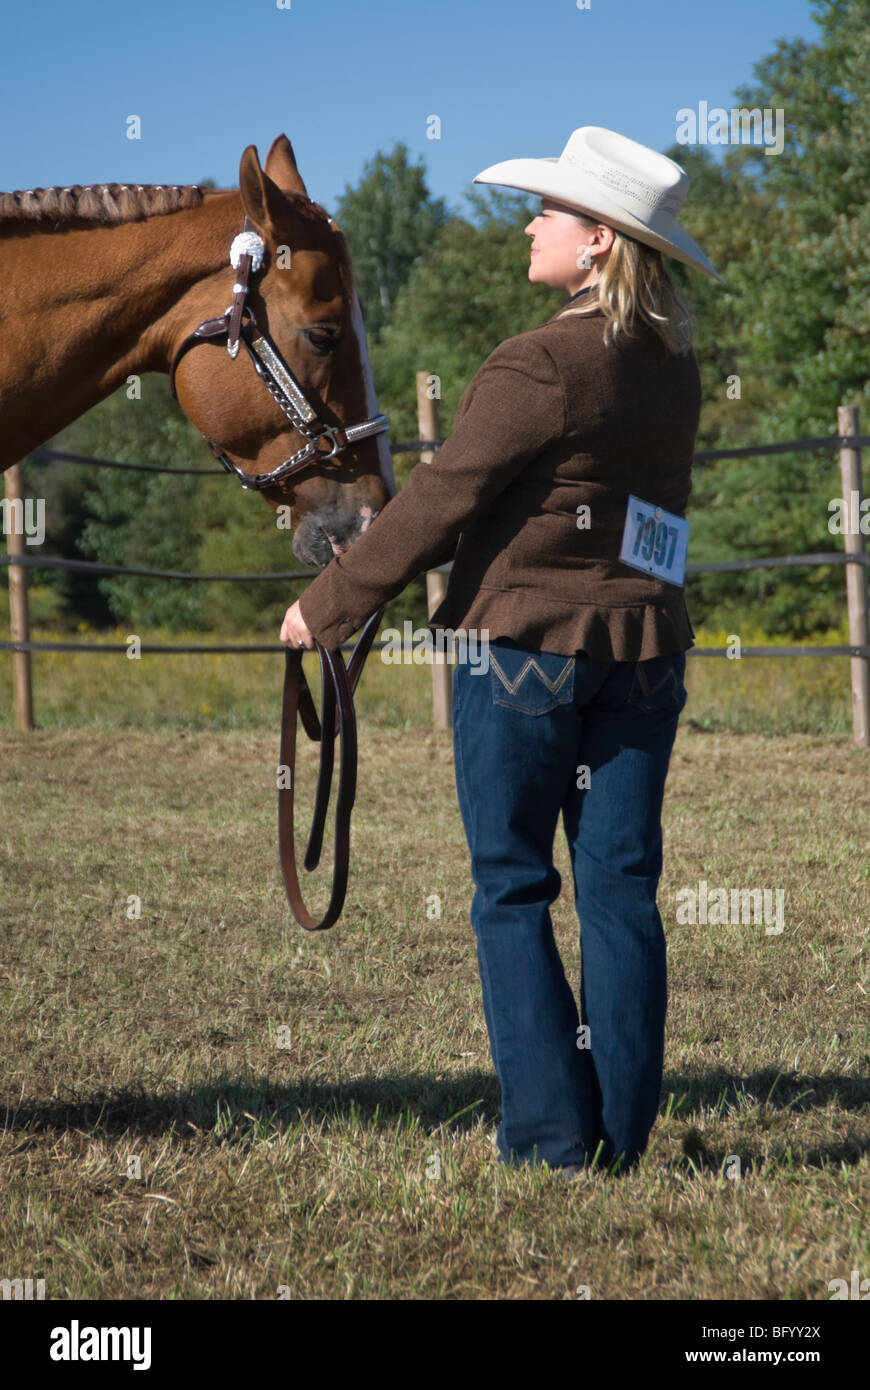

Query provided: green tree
[673,0,870,634]
[372,187,563,445]
[334,143,449,338]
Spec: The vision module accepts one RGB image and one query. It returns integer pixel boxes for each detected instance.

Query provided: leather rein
[169,217,389,930]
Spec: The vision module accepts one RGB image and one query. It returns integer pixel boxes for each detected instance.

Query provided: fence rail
[2,639,867,659]
[0,553,317,582]
[0,639,382,655]
[3,549,868,585]
[26,434,870,471]
[3,382,868,744]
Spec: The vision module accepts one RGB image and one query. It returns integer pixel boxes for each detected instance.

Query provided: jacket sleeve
[298,333,566,648]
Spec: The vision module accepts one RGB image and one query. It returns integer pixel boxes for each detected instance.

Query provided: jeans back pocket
[489,642,575,716]
[627,651,687,716]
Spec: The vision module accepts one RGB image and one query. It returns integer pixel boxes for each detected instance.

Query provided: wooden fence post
[838,405,869,748]
[417,372,451,730]
[4,463,34,732]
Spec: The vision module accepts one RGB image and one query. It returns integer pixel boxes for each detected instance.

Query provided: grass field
[0,616,860,735]
[1,635,869,1299]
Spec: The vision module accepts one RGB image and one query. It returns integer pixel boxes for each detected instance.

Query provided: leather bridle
[169,216,390,492]
[170,217,389,930]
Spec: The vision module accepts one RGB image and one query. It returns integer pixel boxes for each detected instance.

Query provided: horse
[0,134,395,565]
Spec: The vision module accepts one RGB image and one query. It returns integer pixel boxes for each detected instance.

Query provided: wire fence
[3,395,869,741]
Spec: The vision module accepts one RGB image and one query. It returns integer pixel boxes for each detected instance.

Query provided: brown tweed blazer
[299,294,700,662]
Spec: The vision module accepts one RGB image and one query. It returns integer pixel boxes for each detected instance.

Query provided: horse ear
[264,134,309,198]
[239,144,289,242]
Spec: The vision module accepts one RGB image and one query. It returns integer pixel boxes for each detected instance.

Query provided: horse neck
[0,194,243,466]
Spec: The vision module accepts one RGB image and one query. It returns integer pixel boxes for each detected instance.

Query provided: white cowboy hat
[473,125,724,285]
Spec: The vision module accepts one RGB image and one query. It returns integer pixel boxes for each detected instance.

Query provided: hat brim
[473,156,725,286]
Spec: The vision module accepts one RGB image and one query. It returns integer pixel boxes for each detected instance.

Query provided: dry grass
[0,618,858,735]
[1,702,869,1299]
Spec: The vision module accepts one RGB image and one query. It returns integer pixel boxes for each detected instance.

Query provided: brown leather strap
[278,606,384,931]
[226,214,257,358]
[169,316,229,398]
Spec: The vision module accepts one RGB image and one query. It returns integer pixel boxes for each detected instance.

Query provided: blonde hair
[560,210,694,356]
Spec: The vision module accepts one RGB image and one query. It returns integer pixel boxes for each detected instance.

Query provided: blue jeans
[452,637,687,1174]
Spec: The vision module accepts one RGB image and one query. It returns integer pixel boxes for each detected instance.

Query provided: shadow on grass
[667,1066,870,1176]
[3,1067,869,1176]
[662,1065,870,1114]
[2,1070,501,1140]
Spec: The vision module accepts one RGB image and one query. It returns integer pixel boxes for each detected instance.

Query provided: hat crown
[559,126,688,231]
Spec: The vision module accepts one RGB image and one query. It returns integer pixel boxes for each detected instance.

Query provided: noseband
[168,216,390,492]
[170,217,389,930]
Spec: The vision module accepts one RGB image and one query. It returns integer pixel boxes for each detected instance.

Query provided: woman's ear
[595,223,617,253]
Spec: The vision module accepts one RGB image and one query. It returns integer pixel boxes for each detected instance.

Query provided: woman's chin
[529,264,557,289]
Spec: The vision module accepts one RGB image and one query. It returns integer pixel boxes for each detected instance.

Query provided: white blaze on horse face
[348,288,397,505]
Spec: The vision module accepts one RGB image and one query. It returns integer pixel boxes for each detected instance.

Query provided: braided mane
[0,181,343,237]
[0,177,355,297]
[0,182,207,226]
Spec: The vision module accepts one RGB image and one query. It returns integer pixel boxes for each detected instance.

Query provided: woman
[280,126,723,1178]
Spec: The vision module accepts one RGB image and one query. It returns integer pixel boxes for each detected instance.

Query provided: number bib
[619,494,689,587]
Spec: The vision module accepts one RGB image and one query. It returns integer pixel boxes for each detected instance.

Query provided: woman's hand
[280,601,316,650]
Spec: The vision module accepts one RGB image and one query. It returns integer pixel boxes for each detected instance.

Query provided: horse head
[171,135,396,568]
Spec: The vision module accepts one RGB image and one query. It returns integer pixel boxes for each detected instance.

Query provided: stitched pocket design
[627,652,687,715]
[490,649,575,716]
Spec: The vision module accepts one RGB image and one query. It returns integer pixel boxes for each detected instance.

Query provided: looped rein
[278,606,383,931]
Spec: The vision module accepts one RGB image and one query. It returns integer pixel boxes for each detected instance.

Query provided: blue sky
[3,0,820,217]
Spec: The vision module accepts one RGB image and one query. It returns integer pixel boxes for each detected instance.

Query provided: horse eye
[305,327,339,354]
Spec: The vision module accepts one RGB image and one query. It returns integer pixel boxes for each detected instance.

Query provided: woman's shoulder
[454,325,565,423]
[541,307,699,371]
[476,323,562,381]
[473,310,697,400]
[480,312,614,384]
